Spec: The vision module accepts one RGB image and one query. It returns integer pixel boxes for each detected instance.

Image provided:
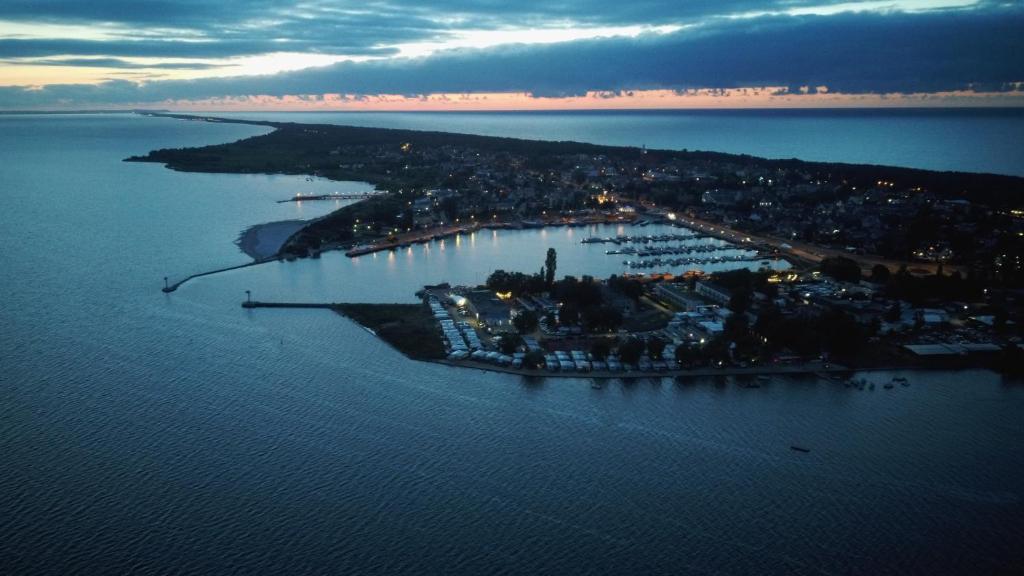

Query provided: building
[701,189,741,206]
[695,281,733,306]
[654,283,707,311]
[465,290,513,328]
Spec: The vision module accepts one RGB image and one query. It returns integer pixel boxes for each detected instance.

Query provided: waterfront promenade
[344,215,635,257]
[433,358,865,380]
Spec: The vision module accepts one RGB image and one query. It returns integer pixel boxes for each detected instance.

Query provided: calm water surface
[1,114,1023,575]
[218,108,1024,177]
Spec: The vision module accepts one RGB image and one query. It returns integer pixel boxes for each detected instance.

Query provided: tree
[608,274,644,302]
[523,350,546,369]
[754,302,784,351]
[498,334,521,354]
[558,302,580,326]
[869,264,891,284]
[486,269,544,296]
[544,248,557,287]
[646,337,667,360]
[618,337,645,365]
[724,312,750,342]
[675,344,701,367]
[513,310,539,334]
[582,305,623,333]
[440,196,459,221]
[728,289,752,314]
[590,339,611,360]
[703,335,732,364]
[818,309,866,356]
[553,275,603,308]
[820,256,862,283]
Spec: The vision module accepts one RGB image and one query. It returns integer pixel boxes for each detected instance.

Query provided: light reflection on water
[214,222,785,305]
[1,113,1022,576]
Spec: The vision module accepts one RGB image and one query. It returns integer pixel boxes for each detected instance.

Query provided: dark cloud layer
[1,2,1021,107]
[15,57,225,70]
[0,37,401,59]
[0,0,863,30]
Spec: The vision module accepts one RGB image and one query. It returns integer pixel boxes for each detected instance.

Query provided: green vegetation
[883,265,984,304]
[486,269,547,296]
[333,303,446,360]
[497,334,521,354]
[617,337,645,365]
[589,339,612,360]
[820,256,863,283]
[607,274,644,302]
[646,336,667,360]
[513,309,539,334]
[544,247,557,287]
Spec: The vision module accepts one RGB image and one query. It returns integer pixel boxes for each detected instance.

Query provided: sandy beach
[236,219,307,260]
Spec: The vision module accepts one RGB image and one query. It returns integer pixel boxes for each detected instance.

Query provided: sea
[1,110,1022,575]
[216,108,1024,177]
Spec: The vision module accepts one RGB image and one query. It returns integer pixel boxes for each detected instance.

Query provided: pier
[162,258,276,293]
[581,232,702,245]
[277,193,377,203]
[241,301,338,309]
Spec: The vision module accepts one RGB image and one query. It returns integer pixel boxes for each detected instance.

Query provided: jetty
[162,257,275,293]
[581,232,701,245]
[241,301,338,309]
[277,192,377,203]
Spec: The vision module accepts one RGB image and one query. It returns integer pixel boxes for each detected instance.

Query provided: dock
[276,193,377,203]
[241,301,338,309]
[162,258,276,293]
[345,223,481,257]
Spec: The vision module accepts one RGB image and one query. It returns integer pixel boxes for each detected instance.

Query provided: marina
[606,244,746,256]
[623,254,768,270]
[276,192,378,203]
[581,232,702,244]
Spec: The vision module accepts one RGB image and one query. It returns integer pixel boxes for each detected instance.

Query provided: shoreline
[237,219,310,260]
[429,358,909,380]
[341,216,634,258]
[239,299,965,379]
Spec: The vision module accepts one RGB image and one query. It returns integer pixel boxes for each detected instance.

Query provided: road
[678,214,961,276]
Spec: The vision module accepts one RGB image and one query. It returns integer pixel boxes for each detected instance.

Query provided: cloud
[0,0,876,30]
[8,57,225,69]
[0,38,400,59]
[1,4,1021,107]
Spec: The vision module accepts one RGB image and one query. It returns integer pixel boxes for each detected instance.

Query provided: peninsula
[131,113,1024,377]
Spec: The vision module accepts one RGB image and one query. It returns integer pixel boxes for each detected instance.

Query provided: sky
[0,0,1021,110]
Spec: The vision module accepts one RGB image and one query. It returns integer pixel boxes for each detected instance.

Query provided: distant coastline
[0,109,166,115]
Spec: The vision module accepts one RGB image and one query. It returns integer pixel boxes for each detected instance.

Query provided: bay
[1,113,1022,575]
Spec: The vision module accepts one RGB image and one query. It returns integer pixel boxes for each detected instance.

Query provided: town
[131,115,1024,375]
[414,240,1021,378]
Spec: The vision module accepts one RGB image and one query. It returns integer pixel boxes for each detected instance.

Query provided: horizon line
[4,104,1024,115]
